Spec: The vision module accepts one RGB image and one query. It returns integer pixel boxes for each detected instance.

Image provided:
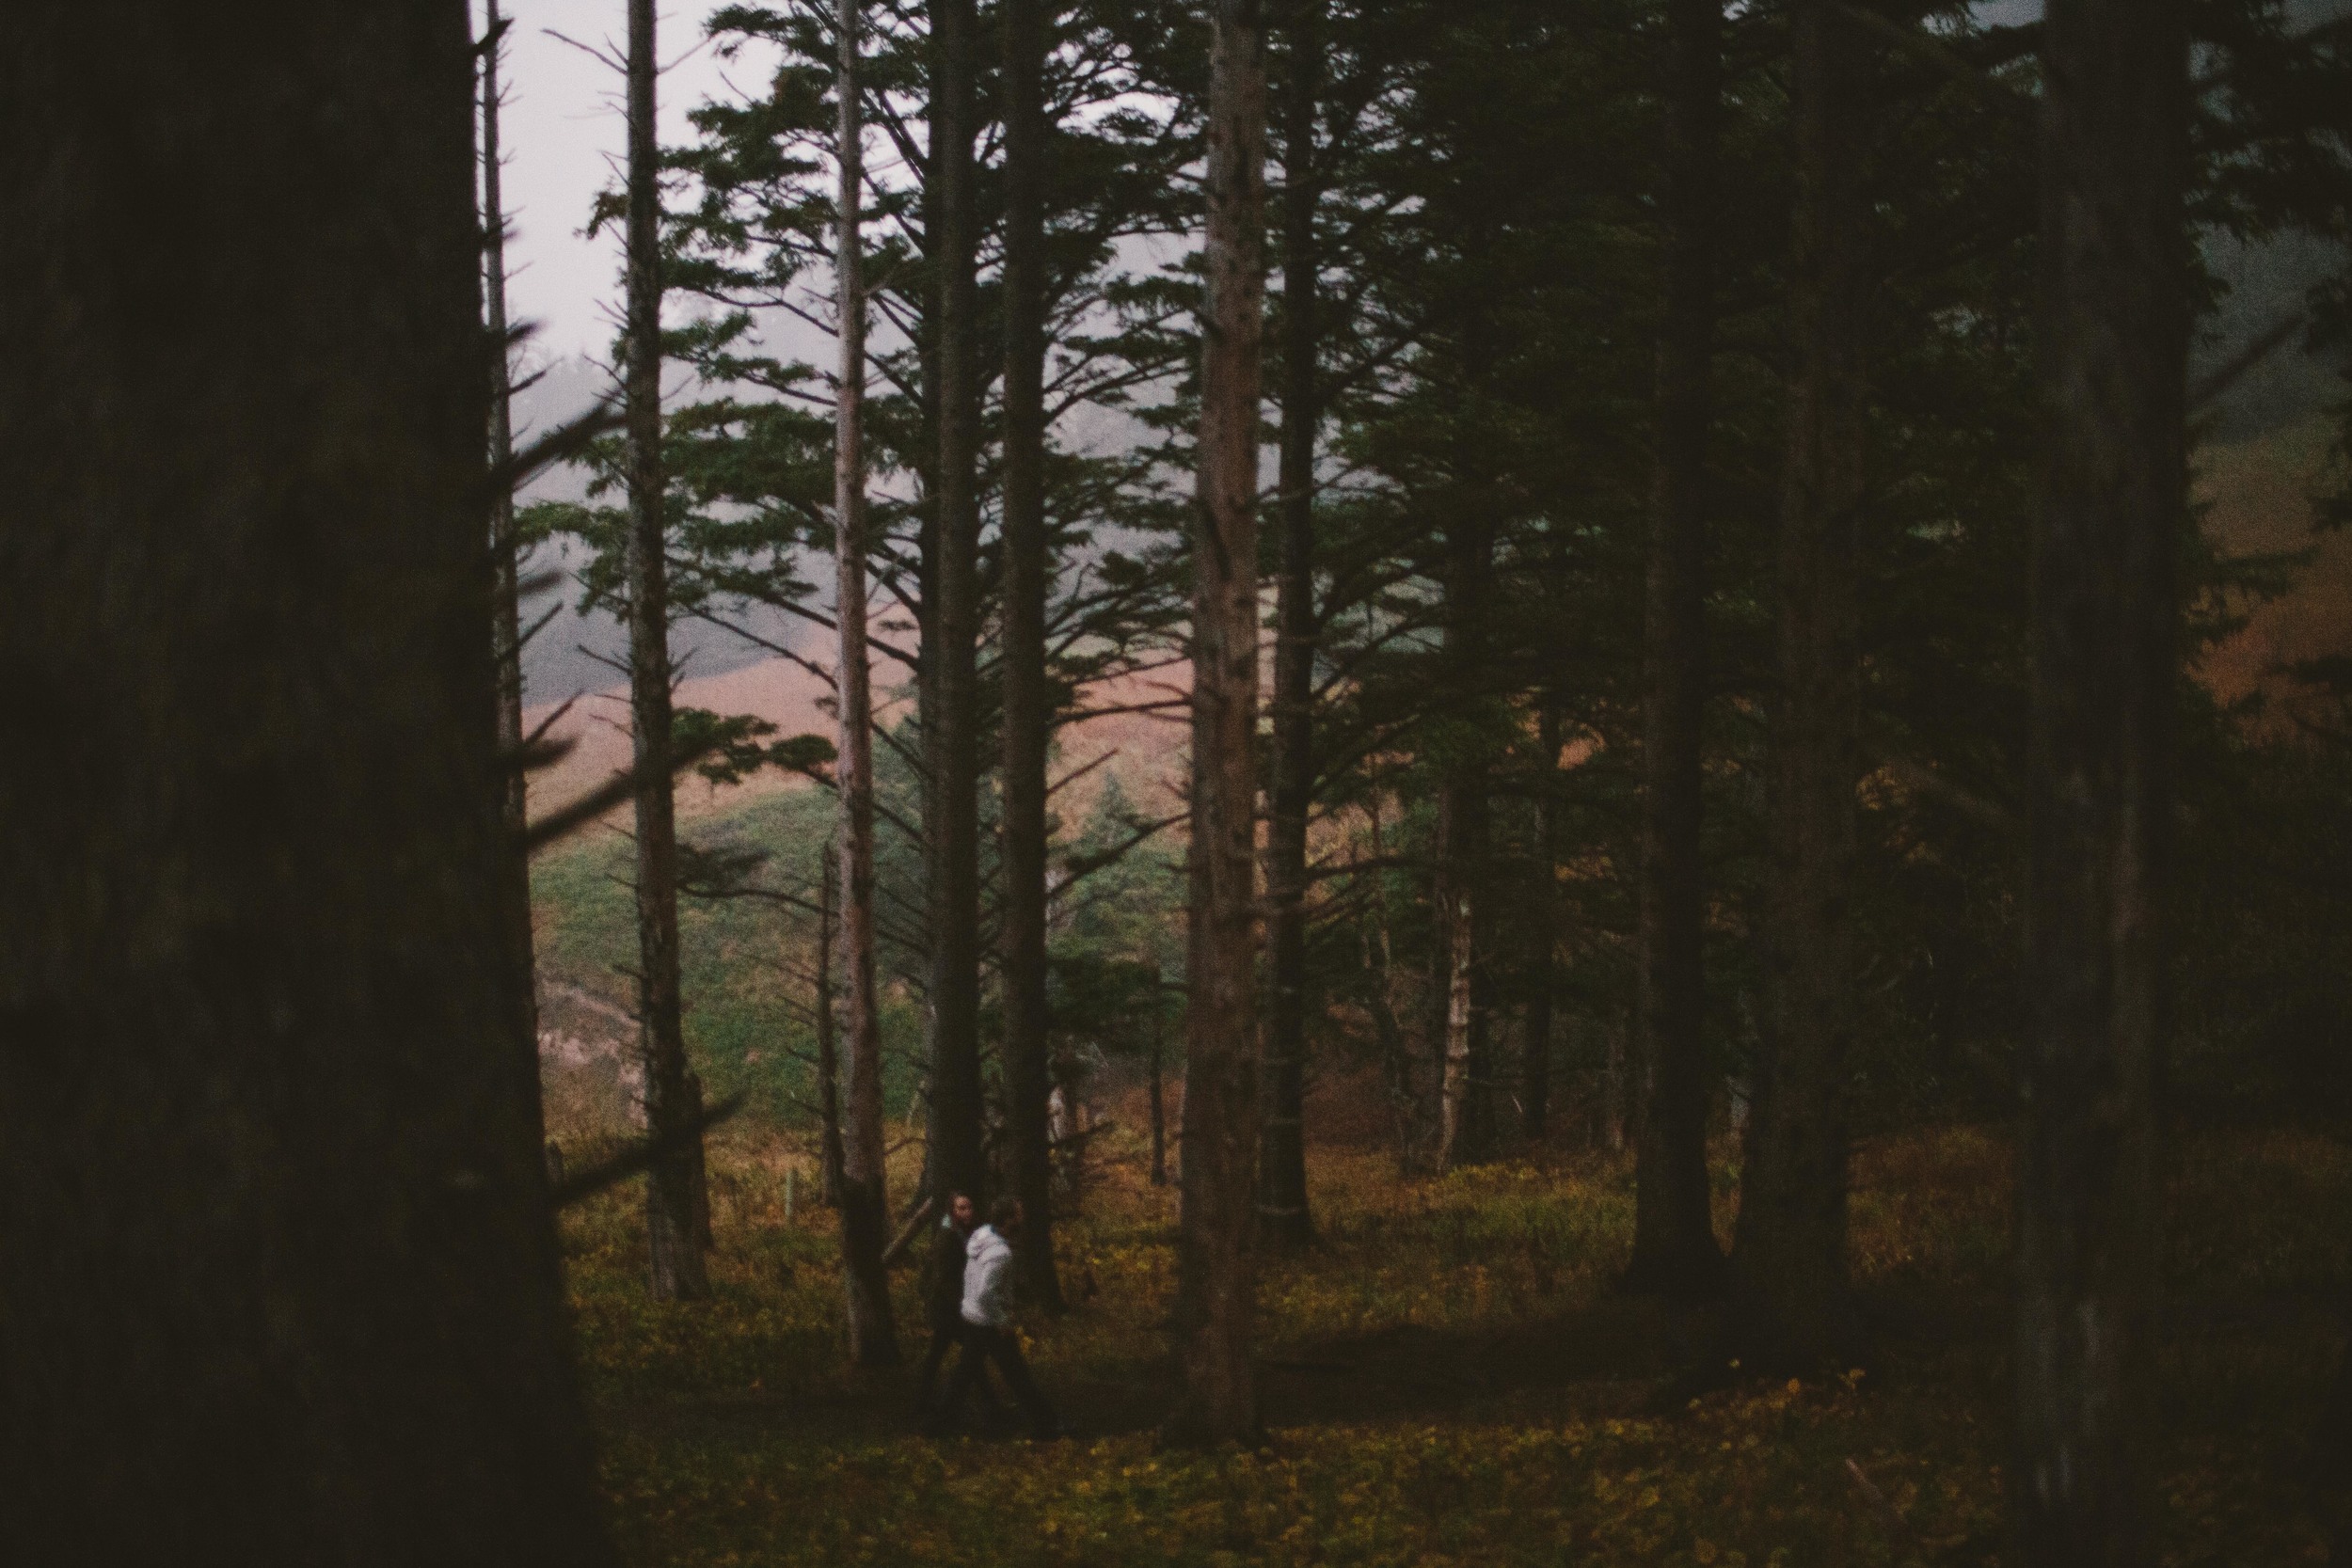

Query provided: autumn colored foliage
[561,1117,2347,1565]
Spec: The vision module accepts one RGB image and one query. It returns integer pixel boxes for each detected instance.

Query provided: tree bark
[2014,3,2185,1560]
[0,6,612,1557]
[833,0,900,1366]
[482,0,541,1085]
[1434,319,1497,1174]
[999,0,1066,1313]
[624,0,709,1304]
[1149,968,1169,1187]
[1169,0,1269,1449]
[815,849,845,1210]
[1258,0,1321,1254]
[1730,0,1865,1369]
[925,0,988,1212]
[1626,0,1725,1301]
[1522,703,1565,1142]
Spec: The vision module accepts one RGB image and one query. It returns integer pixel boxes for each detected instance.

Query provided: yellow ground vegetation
[562,1121,2349,1565]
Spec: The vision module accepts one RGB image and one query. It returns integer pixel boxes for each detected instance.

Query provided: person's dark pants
[932,1322,1057,1438]
[914,1309,1003,1419]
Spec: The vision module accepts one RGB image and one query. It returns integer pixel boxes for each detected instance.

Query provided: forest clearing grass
[564,1120,2350,1565]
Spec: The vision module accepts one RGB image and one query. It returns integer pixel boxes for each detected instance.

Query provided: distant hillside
[528,656,1191,1138]
[525,657,1190,828]
[2195,416,2351,729]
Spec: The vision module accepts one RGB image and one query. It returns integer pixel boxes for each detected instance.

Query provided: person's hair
[989,1194,1023,1230]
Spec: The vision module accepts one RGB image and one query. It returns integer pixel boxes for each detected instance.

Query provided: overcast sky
[485,0,752,365]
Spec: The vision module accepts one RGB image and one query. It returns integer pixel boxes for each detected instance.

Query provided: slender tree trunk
[2015,4,2185,1559]
[1170,0,1269,1449]
[1258,0,1322,1254]
[482,0,541,1087]
[685,1069,714,1248]
[1626,0,1724,1300]
[0,6,612,1555]
[1434,322,1497,1173]
[925,0,988,1211]
[999,0,1066,1312]
[1522,703,1564,1143]
[1730,0,1865,1369]
[833,0,900,1366]
[624,0,708,1304]
[1149,968,1169,1187]
[815,851,845,1210]
[1604,1019,1628,1152]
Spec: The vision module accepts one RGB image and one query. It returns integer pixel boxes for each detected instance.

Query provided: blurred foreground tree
[0,3,611,1559]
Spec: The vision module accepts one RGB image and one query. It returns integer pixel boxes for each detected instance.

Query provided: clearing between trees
[564,1114,2348,1566]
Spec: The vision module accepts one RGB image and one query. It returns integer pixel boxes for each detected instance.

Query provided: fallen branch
[1844,1457,1920,1554]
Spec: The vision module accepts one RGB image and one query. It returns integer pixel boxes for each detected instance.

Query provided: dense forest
[8,0,2352,1562]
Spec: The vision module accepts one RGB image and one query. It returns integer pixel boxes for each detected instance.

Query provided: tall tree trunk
[1149,967,1169,1187]
[999,0,1066,1312]
[815,850,845,1210]
[482,0,541,1084]
[1434,313,1497,1173]
[1,6,612,1556]
[833,0,900,1366]
[925,0,988,1211]
[624,0,709,1304]
[2015,3,2185,1559]
[1170,0,1269,1449]
[1258,0,1321,1254]
[1626,0,1725,1301]
[1730,0,1864,1369]
[1522,703,1565,1142]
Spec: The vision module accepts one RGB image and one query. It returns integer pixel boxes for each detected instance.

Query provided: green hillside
[532,784,930,1133]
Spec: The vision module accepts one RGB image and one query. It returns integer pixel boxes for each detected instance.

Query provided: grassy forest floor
[562,1117,2351,1566]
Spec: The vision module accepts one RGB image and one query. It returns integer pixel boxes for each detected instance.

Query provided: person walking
[913,1192,1002,1422]
[929,1196,1061,1439]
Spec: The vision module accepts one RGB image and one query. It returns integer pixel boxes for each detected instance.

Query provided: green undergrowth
[565,1121,2351,1565]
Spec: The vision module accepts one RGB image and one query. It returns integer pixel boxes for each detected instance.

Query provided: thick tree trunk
[833,0,901,1366]
[1258,0,1321,1254]
[482,0,541,1083]
[1626,0,1725,1301]
[925,0,988,1211]
[1730,0,1864,1369]
[1522,704,1565,1143]
[0,6,612,1557]
[999,0,1066,1312]
[2014,4,2185,1560]
[624,0,709,1304]
[1169,0,1269,1449]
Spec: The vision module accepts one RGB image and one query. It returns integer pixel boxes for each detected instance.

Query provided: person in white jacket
[926,1196,1060,1439]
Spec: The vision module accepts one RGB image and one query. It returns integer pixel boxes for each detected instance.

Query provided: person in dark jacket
[912,1192,1002,1420]
[928,1196,1060,1439]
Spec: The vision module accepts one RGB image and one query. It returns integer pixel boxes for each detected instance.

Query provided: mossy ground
[564,1118,2349,1565]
